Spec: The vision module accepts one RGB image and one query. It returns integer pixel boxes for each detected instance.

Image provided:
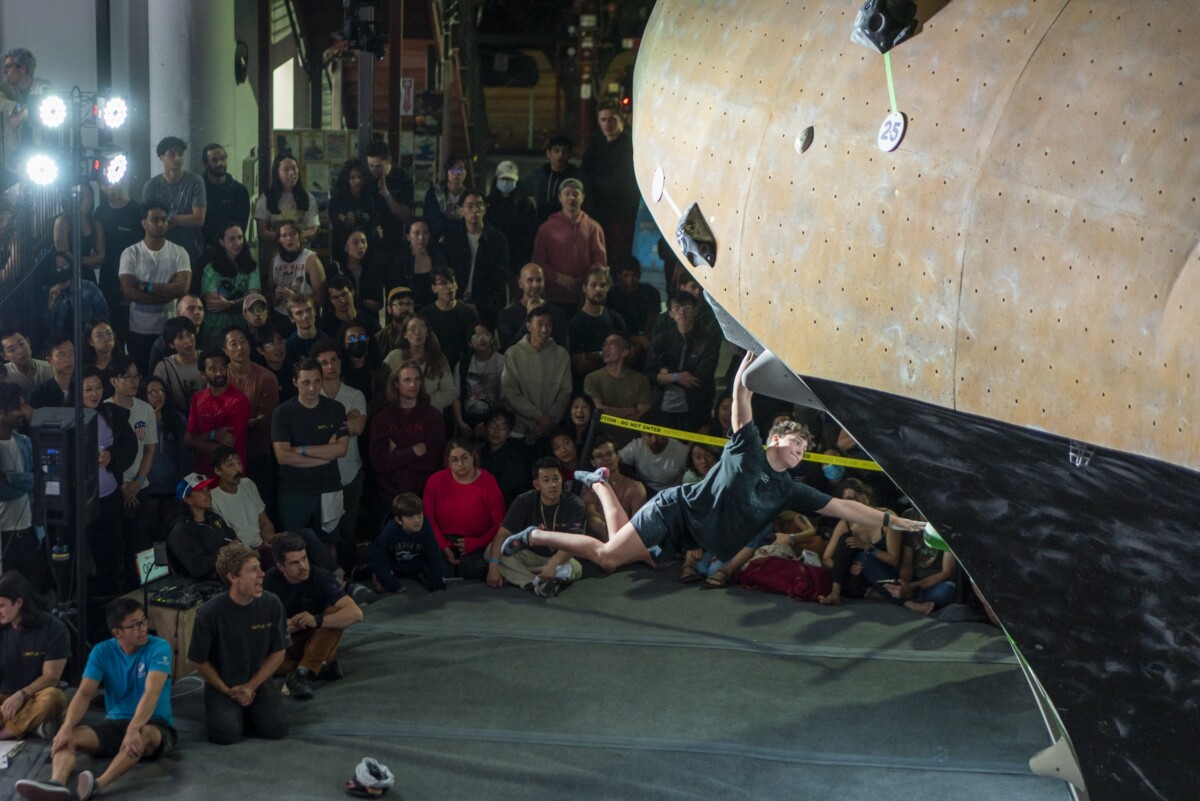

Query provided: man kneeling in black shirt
[188,543,289,745]
[263,533,363,700]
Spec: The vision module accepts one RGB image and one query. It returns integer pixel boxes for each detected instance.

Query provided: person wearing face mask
[484,161,538,269]
[336,322,381,405]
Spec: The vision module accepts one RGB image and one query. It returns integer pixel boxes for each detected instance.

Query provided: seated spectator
[423,438,506,580]
[382,312,456,411]
[1,329,52,399]
[28,336,74,409]
[682,443,720,484]
[617,416,689,494]
[369,360,445,505]
[387,219,447,309]
[284,295,321,366]
[319,274,379,338]
[83,320,118,373]
[818,479,902,606]
[368,493,446,594]
[263,534,363,700]
[152,316,205,412]
[581,435,647,538]
[497,263,569,352]
[327,160,382,264]
[698,512,819,589]
[452,321,503,437]
[531,179,606,314]
[487,458,586,597]
[549,432,582,492]
[605,259,661,362]
[208,447,334,572]
[419,268,479,373]
[699,392,733,438]
[499,305,572,451]
[645,291,722,432]
[0,572,67,741]
[441,190,510,326]
[886,513,959,615]
[266,219,326,318]
[15,599,173,801]
[374,287,415,356]
[184,349,250,474]
[42,265,110,346]
[167,473,238,581]
[583,332,651,447]
[148,294,209,364]
[562,392,596,455]
[188,543,289,745]
[567,267,627,384]
[478,409,527,505]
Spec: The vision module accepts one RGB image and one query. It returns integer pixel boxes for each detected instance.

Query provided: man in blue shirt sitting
[15,599,174,801]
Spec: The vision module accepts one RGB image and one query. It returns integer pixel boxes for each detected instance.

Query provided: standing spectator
[419,268,479,373]
[478,409,527,506]
[83,321,119,373]
[141,136,207,265]
[28,337,74,409]
[52,185,105,283]
[223,327,280,513]
[581,98,640,270]
[283,296,322,367]
[0,571,68,741]
[645,291,722,432]
[499,306,572,452]
[315,342,368,571]
[387,219,446,308]
[152,316,204,412]
[374,286,415,356]
[184,349,250,474]
[568,267,628,383]
[423,438,506,580]
[452,321,504,436]
[497,263,569,353]
[485,160,538,269]
[14,598,173,801]
[364,140,415,265]
[200,143,250,248]
[255,153,319,250]
[337,322,381,405]
[148,293,209,364]
[242,292,284,352]
[81,368,137,597]
[332,228,384,316]
[320,274,378,337]
[531,179,606,313]
[0,330,51,399]
[255,328,294,402]
[0,387,45,588]
[520,133,581,226]
[1,48,51,170]
[606,259,661,364]
[95,176,143,339]
[42,266,110,347]
[200,223,260,337]
[381,312,456,412]
[137,376,193,544]
[105,356,157,521]
[441,189,510,326]
[271,359,349,558]
[328,159,381,263]
[188,543,289,745]
[369,361,445,507]
[422,154,467,242]
[118,201,192,373]
[267,221,326,318]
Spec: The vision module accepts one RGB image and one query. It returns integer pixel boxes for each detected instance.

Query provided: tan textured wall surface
[634,0,1199,469]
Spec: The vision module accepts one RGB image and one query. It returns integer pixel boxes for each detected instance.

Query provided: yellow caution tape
[596,414,883,471]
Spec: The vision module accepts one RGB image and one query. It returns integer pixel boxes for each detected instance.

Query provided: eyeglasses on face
[347,335,369,343]
[116,617,149,631]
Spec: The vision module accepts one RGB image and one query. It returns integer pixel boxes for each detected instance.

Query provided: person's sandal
[679,564,702,583]
[701,570,730,589]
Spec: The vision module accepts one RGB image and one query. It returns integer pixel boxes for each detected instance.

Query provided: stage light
[39,95,67,128]
[100,97,127,129]
[102,153,127,184]
[25,154,59,186]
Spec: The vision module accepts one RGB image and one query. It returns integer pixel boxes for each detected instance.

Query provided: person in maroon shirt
[368,360,444,510]
[184,349,250,473]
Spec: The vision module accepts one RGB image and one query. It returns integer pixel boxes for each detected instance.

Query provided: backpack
[737,556,832,602]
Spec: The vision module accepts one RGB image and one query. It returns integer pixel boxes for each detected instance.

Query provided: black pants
[203,681,288,745]
[827,534,871,599]
[0,527,48,591]
[126,331,159,376]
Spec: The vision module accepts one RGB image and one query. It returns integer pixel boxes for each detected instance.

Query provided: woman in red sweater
[423,437,507,580]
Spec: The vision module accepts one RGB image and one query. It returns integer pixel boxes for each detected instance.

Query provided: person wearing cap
[166,473,239,582]
[581,98,640,271]
[485,160,538,268]
[531,178,607,313]
[375,286,416,356]
[441,188,510,327]
[240,292,284,351]
[521,133,582,226]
